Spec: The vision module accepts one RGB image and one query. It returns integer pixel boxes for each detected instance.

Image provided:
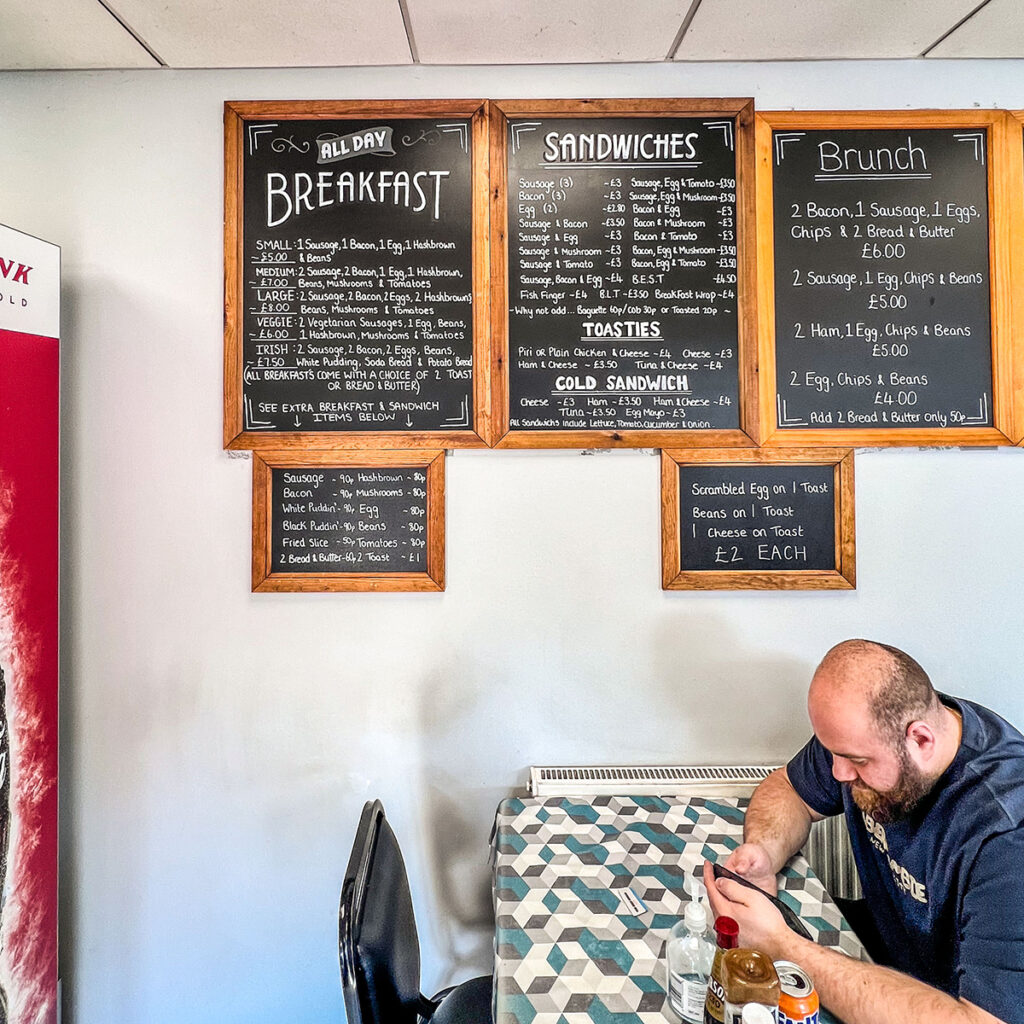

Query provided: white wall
[2,58,1024,1024]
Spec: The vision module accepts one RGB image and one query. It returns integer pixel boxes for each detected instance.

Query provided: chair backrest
[339,800,423,1024]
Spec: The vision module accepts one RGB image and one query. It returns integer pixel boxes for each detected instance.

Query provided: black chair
[339,800,493,1024]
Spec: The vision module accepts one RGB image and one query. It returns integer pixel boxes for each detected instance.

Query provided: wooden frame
[488,98,759,449]
[252,449,445,592]
[661,447,856,590]
[1011,112,1024,445]
[225,100,492,450]
[755,110,1017,447]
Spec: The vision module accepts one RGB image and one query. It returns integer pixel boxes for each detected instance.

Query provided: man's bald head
[811,639,942,746]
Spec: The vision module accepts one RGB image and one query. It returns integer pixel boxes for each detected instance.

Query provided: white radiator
[528,764,862,900]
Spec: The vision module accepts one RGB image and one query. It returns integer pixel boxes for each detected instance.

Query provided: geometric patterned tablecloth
[492,795,866,1024]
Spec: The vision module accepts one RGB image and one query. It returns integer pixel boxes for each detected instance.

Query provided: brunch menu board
[252,450,445,592]
[662,448,856,590]
[756,111,1016,446]
[491,99,757,448]
[225,101,491,449]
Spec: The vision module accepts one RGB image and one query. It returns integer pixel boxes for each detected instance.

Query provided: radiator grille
[528,764,861,900]
[530,764,779,796]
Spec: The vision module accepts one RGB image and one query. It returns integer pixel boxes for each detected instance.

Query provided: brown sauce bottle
[702,916,739,1024]
[720,948,780,1024]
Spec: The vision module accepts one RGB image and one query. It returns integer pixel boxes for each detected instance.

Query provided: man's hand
[702,860,792,960]
[722,842,779,895]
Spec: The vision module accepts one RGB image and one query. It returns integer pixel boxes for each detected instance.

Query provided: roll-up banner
[0,223,60,1024]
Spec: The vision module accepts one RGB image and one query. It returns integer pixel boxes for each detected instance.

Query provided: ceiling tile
[675,0,982,60]
[409,0,691,64]
[927,0,1024,57]
[0,0,158,69]
[109,0,412,68]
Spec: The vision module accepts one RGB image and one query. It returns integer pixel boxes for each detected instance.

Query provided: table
[492,794,867,1024]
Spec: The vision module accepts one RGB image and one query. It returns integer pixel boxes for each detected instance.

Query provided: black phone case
[711,862,813,940]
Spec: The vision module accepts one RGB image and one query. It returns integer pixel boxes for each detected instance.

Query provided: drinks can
[774,961,819,1024]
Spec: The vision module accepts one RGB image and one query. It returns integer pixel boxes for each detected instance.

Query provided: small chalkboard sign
[252,450,445,592]
[225,100,492,450]
[756,111,1016,447]
[662,448,855,590]
[490,98,758,449]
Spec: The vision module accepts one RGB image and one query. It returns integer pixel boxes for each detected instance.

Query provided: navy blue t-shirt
[787,694,1024,1022]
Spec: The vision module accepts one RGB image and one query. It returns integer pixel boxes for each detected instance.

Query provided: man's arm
[703,869,1007,1024]
[724,767,824,893]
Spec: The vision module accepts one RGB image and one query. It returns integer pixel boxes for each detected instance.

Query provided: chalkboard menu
[252,451,445,592]
[225,101,491,450]
[756,111,1016,446]
[661,449,855,590]
[491,99,757,448]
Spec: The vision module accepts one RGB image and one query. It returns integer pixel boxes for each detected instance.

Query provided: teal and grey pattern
[492,795,865,1024]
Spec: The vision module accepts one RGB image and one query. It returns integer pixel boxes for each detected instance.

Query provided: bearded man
[704,639,1024,1024]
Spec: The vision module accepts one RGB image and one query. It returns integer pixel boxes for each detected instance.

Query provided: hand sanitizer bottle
[667,876,715,1023]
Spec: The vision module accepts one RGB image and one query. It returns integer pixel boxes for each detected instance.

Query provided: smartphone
[710,862,813,940]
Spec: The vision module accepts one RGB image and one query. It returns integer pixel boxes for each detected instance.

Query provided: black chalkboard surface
[662,449,855,590]
[679,464,834,572]
[252,451,445,592]
[493,100,757,448]
[270,466,428,574]
[757,111,1016,446]
[225,101,490,449]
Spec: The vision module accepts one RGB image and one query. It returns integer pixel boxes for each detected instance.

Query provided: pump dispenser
[667,876,715,1022]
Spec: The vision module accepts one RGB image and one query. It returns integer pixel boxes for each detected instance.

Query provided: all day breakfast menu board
[661,449,855,590]
[493,100,756,447]
[758,111,1016,446]
[225,101,490,449]
[252,451,445,592]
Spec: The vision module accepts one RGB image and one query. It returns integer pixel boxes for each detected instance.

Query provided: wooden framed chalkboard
[252,449,445,592]
[755,110,1017,447]
[225,100,492,450]
[661,448,855,590]
[489,98,759,449]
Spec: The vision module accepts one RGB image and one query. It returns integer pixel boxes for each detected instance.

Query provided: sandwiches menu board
[490,99,758,448]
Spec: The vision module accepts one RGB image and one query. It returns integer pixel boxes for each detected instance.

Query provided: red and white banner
[0,223,60,1024]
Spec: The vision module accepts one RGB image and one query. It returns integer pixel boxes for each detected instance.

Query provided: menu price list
[772,128,993,430]
[242,118,475,433]
[679,463,835,572]
[271,467,428,573]
[506,117,742,432]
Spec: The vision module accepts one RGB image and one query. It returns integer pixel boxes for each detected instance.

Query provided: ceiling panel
[675,0,982,60]
[409,0,691,64]
[109,0,412,68]
[927,0,1024,57]
[0,0,158,70]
